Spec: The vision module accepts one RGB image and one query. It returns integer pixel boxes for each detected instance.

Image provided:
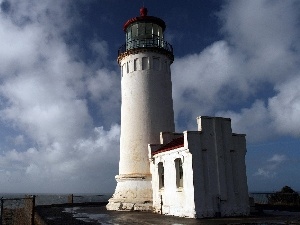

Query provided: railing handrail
[118,37,173,56]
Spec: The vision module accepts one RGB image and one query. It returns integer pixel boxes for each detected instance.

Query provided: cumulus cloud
[217,100,273,142]
[254,154,288,178]
[172,0,300,141]
[268,154,288,164]
[0,125,120,193]
[0,0,120,193]
[269,76,300,137]
[86,68,120,128]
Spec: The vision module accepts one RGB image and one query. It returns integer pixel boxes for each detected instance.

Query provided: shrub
[268,186,300,206]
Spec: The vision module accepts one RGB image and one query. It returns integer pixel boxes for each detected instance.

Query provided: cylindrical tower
[107,7,175,211]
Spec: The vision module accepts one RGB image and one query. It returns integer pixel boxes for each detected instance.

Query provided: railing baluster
[119,37,173,55]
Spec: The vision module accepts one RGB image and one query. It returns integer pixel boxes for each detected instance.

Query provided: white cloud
[268,154,288,164]
[0,0,120,193]
[217,100,273,142]
[254,154,288,178]
[254,168,274,179]
[0,124,120,193]
[172,0,300,140]
[269,76,300,137]
[172,41,249,129]
[86,68,120,127]
[219,0,300,83]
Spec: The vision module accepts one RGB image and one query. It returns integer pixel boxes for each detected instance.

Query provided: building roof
[152,136,184,155]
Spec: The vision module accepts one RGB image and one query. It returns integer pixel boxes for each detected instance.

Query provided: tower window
[158,162,164,189]
[153,57,160,71]
[166,61,170,73]
[122,64,126,76]
[134,58,138,71]
[175,158,183,188]
[142,57,149,70]
[126,62,129,73]
[164,61,168,71]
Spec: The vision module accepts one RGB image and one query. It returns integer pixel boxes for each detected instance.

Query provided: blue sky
[0,0,299,193]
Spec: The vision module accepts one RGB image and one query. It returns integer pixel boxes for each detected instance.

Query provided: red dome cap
[123,7,166,31]
[140,7,148,16]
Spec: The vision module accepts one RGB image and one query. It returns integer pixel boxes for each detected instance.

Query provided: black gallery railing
[118,38,173,56]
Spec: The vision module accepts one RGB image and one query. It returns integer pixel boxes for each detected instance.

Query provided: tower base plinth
[106,174,153,211]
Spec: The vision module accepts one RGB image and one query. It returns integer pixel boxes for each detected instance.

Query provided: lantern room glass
[126,22,164,50]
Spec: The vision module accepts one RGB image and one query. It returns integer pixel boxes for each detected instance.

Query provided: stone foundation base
[106,174,153,211]
[106,201,153,211]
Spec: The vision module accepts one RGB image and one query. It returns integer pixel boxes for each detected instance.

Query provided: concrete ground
[35,202,300,225]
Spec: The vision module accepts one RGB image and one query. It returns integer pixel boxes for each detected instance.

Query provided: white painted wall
[150,145,196,218]
[107,51,175,211]
[193,116,249,217]
[119,52,174,175]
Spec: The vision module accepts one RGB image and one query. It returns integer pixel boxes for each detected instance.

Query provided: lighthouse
[106,8,175,210]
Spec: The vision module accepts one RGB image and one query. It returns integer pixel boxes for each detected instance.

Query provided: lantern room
[118,7,173,62]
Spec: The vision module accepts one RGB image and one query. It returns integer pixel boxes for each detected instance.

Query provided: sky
[0,0,299,194]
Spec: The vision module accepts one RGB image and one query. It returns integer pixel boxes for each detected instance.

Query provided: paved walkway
[35,202,300,225]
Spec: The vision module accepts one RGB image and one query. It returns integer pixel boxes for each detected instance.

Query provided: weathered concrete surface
[35,203,300,225]
[106,174,153,211]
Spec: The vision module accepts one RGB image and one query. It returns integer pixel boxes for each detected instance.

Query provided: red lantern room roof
[123,7,166,31]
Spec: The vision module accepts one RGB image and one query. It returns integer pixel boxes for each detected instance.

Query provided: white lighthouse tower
[107,7,175,211]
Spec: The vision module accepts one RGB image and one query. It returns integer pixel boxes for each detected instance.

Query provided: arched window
[158,162,164,189]
[175,158,183,188]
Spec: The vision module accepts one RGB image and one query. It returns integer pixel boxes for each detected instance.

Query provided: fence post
[68,194,74,204]
[31,195,35,225]
[0,197,3,225]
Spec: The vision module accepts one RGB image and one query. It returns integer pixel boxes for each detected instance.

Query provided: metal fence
[67,194,104,204]
[250,192,300,205]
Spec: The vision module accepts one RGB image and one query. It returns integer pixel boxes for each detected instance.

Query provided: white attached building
[149,116,250,218]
